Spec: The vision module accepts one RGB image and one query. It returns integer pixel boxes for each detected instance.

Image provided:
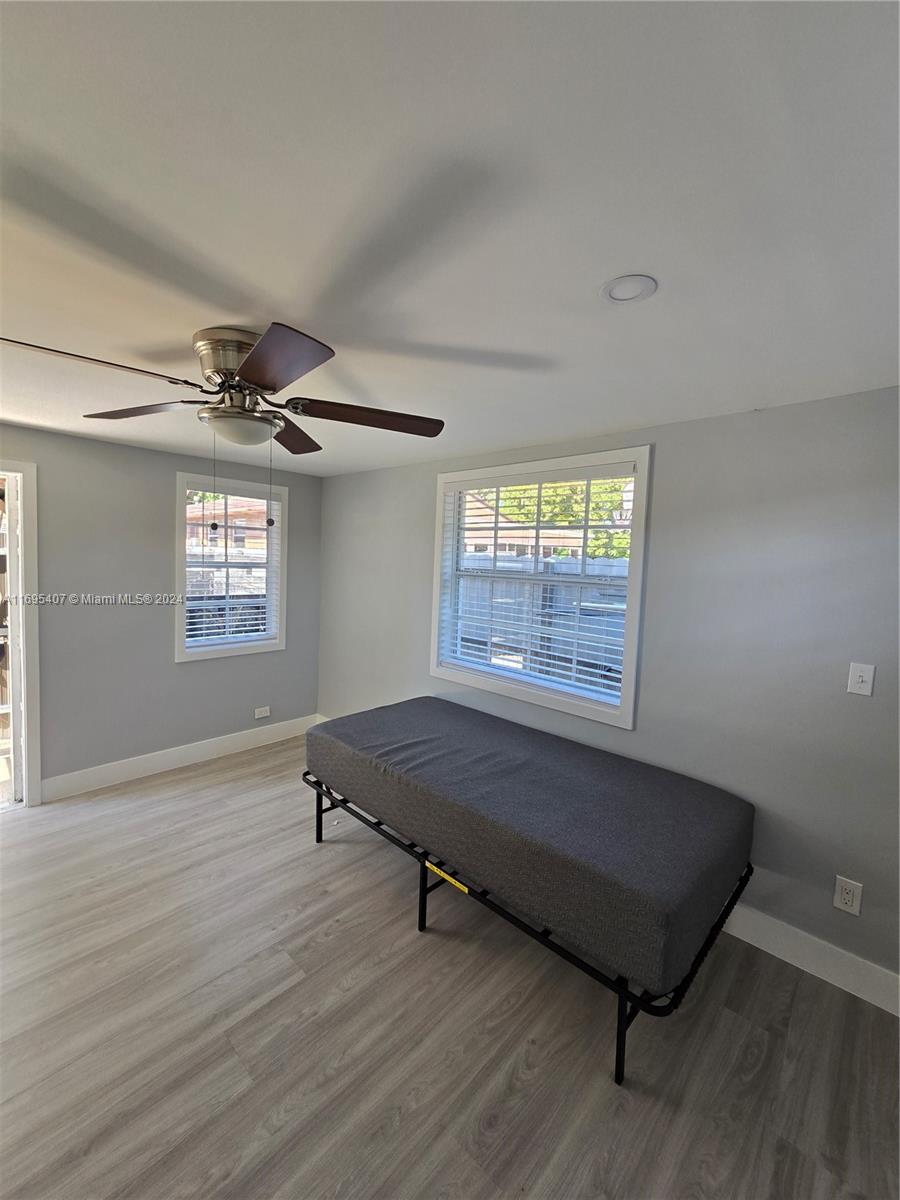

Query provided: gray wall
[317,388,899,971]
[0,424,322,779]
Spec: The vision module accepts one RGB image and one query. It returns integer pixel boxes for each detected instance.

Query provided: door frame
[0,460,41,806]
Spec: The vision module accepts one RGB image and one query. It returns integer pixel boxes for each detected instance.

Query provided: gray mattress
[305,697,754,994]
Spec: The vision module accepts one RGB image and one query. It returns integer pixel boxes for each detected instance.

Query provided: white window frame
[430,446,650,729]
[175,471,288,663]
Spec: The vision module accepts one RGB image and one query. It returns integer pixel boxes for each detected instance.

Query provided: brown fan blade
[84,400,204,419]
[1,337,207,390]
[290,398,443,438]
[236,323,334,393]
[274,415,322,455]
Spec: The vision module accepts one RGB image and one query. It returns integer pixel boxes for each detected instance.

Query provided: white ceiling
[0,2,896,477]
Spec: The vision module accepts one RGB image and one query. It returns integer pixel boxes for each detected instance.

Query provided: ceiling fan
[0,324,444,454]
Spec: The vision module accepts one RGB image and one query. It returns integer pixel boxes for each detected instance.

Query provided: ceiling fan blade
[274,415,323,455]
[84,400,204,419]
[291,398,443,438]
[236,323,334,393]
[1,337,206,391]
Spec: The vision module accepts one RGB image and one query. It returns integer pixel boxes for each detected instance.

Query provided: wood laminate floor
[0,738,896,1200]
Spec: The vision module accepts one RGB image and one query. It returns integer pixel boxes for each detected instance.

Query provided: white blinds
[435,464,636,705]
[184,488,282,647]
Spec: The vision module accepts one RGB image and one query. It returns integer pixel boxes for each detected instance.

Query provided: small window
[175,472,288,662]
[431,448,649,728]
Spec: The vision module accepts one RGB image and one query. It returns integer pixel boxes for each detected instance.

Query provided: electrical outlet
[254,706,271,720]
[833,875,862,916]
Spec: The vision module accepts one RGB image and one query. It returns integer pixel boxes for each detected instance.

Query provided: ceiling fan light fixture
[198,406,285,446]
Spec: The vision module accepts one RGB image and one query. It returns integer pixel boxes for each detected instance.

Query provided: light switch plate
[847,663,875,696]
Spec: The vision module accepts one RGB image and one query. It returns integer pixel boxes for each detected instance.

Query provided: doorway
[0,462,40,808]
[1,474,21,805]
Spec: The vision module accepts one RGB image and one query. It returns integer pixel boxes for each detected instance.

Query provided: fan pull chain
[266,438,275,528]
[210,431,219,535]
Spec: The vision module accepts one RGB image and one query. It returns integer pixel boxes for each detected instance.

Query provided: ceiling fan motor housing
[192,327,260,386]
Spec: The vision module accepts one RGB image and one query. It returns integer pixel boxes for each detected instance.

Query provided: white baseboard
[726,901,899,1016]
[41,713,326,803]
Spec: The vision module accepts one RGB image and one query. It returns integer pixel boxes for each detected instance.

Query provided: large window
[431,448,649,727]
[175,473,288,661]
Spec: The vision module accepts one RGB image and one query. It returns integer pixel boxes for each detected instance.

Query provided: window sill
[430,660,635,729]
[176,637,285,663]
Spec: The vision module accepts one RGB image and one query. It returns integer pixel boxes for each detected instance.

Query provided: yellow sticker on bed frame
[426,861,469,893]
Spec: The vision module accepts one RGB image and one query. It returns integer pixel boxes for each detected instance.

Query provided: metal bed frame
[302,769,753,1086]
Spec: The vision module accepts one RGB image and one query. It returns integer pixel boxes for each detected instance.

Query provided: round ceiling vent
[601,275,658,303]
